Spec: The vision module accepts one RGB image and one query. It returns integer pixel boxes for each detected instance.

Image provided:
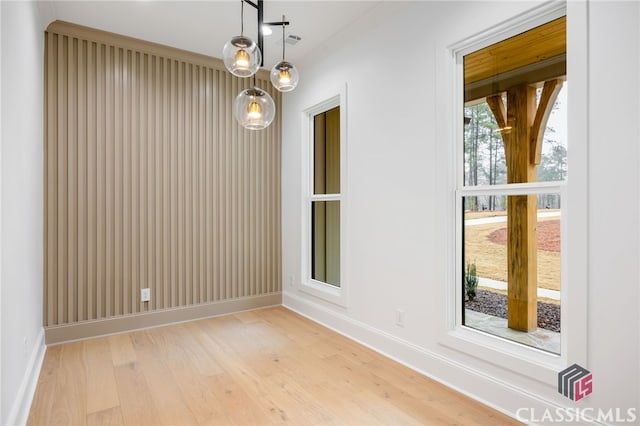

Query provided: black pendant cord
[240,0,244,36]
[257,0,263,67]
[281,17,286,62]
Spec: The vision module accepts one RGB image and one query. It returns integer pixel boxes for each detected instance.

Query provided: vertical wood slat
[57,34,67,325]
[105,44,113,318]
[96,42,104,319]
[198,66,206,304]
[170,59,178,309]
[185,62,192,307]
[68,36,77,323]
[43,26,282,328]
[77,39,86,322]
[131,50,139,316]
[155,55,163,310]
[123,49,131,315]
[46,32,57,326]
[87,41,96,320]
[44,33,49,325]
[114,46,122,317]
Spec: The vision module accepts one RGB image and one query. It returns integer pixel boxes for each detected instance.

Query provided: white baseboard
[6,329,46,426]
[283,292,599,426]
[45,293,282,344]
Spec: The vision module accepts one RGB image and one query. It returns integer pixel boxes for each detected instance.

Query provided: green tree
[464,102,506,211]
[538,143,567,182]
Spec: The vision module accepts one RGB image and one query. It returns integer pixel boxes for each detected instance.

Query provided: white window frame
[437,1,588,382]
[300,85,348,307]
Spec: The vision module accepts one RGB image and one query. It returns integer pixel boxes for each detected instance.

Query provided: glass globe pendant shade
[223,36,262,77]
[270,61,299,92]
[234,87,275,130]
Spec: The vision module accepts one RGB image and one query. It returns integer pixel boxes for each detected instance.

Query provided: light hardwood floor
[28,307,520,425]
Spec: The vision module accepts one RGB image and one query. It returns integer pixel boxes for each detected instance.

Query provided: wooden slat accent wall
[44,21,281,328]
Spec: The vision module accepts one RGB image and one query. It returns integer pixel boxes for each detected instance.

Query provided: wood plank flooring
[28,307,520,425]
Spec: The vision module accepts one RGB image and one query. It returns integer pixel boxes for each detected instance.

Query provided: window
[459,17,566,354]
[301,90,346,306]
[311,107,341,287]
[440,0,588,381]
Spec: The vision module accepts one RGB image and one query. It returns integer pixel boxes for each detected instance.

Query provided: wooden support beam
[465,55,565,102]
[486,95,507,129]
[505,84,538,332]
[530,79,563,164]
[486,95,509,149]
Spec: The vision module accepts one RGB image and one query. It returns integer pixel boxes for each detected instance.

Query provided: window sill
[439,324,565,386]
[299,279,347,307]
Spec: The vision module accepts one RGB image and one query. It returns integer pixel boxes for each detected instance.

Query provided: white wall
[282,0,640,421]
[1,2,54,424]
[586,0,640,415]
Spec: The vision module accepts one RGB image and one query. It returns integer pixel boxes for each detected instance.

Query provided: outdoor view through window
[311,107,341,287]
[461,17,566,354]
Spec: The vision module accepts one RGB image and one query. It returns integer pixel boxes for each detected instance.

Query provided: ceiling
[51,1,383,70]
[464,16,566,85]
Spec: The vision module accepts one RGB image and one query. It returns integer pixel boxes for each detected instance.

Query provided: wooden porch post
[487,79,563,332]
[506,84,538,331]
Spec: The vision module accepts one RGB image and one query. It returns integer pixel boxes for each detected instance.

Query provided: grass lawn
[464,212,561,292]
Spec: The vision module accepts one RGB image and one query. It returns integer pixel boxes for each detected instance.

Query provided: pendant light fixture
[225,0,299,130]
[270,15,299,92]
[234,77,276,130]
[223,0,262,77]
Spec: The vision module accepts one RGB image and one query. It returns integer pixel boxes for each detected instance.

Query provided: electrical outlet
[141,287,151,302]
[395,309,405,327]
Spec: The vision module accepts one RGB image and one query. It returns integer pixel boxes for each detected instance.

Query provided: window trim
[436,0,588,381]
[300,85,348,307]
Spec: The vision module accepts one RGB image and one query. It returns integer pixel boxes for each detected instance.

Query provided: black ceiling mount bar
[242,0,290,67]
[263,20,290,26]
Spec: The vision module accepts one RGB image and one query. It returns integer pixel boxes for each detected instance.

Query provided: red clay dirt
[487,220,560,252]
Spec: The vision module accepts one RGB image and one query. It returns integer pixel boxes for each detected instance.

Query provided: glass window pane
[463,17,566,187]
[312,200,340,287]
[462,193,561,354]
[463,102,507,187]
[314,107,340,194]
[463,88,568,186]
